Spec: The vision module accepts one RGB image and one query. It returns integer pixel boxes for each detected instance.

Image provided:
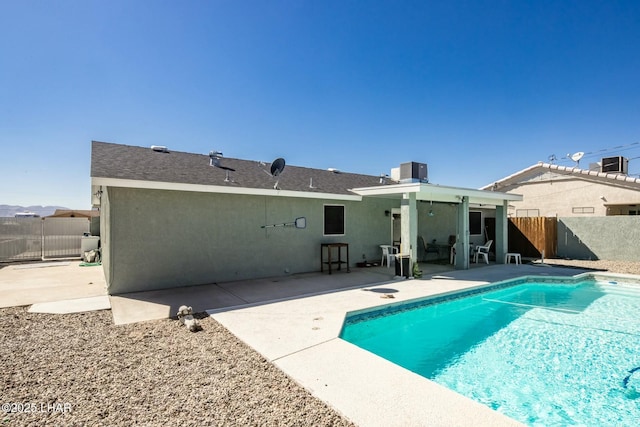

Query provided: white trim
[91,177,363,201]
[323,204,346,236]
[351,182,522,205]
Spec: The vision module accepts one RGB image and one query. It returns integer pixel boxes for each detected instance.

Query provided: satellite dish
[570,152,584,163]
[270,158,286,176]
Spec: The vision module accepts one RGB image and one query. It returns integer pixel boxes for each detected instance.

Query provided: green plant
[412,261,422,278]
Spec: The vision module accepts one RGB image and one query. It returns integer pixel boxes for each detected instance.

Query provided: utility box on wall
[81,236,100,254]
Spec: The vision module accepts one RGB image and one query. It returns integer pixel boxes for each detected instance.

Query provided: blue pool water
[340,279,640,426]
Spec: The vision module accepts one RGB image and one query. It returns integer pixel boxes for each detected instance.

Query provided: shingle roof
[91,141,394,195]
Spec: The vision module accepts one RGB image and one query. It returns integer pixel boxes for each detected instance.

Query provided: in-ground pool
[340,276,640,426]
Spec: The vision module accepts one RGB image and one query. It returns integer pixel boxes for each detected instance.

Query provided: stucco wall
[557,216,640,261]
[507,177,640,217]
[103,187,397,294]
[416,202,459,243]
[415,203,495,248]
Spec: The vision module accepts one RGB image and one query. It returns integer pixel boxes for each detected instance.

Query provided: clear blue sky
[2,0,639,208]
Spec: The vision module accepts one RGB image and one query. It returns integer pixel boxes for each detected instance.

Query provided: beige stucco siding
[505,177,640,217]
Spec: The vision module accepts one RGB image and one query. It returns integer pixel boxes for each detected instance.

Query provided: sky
[1,0,639,209]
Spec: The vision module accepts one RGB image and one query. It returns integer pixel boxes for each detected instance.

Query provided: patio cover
[351,182,523,270]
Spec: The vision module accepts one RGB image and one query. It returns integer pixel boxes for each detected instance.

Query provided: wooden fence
[508,217,557,259]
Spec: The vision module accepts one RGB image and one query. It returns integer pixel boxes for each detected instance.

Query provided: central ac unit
[399,162,428,182]
[601,156,628,174]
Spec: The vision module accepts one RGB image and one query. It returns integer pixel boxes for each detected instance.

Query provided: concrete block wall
[557,216,640,261]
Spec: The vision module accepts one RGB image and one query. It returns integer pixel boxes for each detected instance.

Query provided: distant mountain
[0,205,69,217]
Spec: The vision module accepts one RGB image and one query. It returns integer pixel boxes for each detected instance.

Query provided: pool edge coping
[340,272,640,328]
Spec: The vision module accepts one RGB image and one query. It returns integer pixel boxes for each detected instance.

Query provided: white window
[516,209,540,217]
[572,207,595,214]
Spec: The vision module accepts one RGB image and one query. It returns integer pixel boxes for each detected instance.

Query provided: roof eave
[91,177,363,201]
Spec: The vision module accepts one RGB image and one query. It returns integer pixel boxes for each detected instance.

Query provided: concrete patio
[109,262,462,324]
[0,261,108,309]
[1,258,490,323]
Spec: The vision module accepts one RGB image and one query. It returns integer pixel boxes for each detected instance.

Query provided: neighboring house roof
[91,141,393,199]
[47,209,99,218]
[481,162,640,192]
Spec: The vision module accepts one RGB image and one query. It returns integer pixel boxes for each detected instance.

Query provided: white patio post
[400,192,418,263]
[455,196,470,269]
[495,200,509,263]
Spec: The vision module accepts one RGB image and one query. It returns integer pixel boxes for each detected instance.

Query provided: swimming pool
[340,276,640,426]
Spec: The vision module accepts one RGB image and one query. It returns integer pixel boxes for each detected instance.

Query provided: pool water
[340,279,640,426]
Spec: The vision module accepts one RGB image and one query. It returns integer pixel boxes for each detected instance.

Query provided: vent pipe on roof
[209,151,223,167]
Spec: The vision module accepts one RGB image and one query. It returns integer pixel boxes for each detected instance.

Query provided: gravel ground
[539,258,640,275]
[1,309,354,427]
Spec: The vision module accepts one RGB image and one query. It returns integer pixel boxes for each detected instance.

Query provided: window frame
[323,204,345,236]
[571,206,595,214]
[516,209,540,217]
[469,211,482,236]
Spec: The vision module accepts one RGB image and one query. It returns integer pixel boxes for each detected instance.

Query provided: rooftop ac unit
[601,156,628,174]
[399,162,428,182]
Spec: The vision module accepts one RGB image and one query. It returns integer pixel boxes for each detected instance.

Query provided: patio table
[321,243,350,274]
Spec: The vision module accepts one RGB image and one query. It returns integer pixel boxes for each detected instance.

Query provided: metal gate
[43,217,90,258]
[0,217,90,262]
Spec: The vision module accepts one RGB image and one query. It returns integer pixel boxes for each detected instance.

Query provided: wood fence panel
[509,217,557,259]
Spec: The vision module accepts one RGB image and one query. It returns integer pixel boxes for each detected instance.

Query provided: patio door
[391,208,401,246]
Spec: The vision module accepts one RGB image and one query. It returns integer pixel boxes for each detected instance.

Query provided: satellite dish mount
[269,158,286,189]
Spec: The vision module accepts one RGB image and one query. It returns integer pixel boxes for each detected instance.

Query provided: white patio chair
[380,245,398,268]
[473,240,493,264]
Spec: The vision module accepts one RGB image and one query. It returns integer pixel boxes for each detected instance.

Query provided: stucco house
[481,159,640,217]
[91,141,521,294]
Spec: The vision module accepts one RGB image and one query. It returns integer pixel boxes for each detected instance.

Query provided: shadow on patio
[109,265,401,325]
[109,260,518,325]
